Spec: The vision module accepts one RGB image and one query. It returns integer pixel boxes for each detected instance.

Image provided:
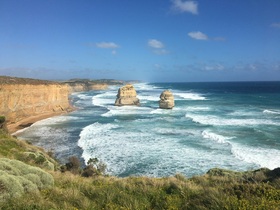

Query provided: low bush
[81,157,107,177]
[0,132,57,170]
[0,158,54,201]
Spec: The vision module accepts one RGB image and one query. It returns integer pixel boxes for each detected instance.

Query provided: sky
[0,0,280,82]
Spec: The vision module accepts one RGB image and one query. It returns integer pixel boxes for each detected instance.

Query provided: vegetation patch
[0,158,54,201]
[0,130,57,170]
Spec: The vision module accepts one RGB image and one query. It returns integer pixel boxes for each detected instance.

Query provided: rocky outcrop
[0,77,73,132]
[115,84,140,106]
[159,90,175,109]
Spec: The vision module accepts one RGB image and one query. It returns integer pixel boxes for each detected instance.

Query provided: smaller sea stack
[159,90,175,109]
[115,84,140,106]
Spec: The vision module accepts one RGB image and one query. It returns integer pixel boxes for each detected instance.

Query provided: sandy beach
[8,109,74,134]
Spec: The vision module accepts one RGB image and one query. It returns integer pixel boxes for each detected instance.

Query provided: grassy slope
[0,128,280,210]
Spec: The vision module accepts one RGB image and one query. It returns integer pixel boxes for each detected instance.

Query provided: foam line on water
[102,106,153,117]
[186,114,280,126]
[150,108,173,114]
[92,91,116,107]
[138,95,159,101]
[202,130,233,144]
[263,109,280,115]
[184,106,211,111]
[30,116,81,126]
[173,92,207,100]
[231,143,280,169]
[133,83,160,90]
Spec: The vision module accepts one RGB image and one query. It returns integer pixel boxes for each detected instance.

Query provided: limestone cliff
[0,76,72,131]
[115,84,140,106]
[66,81,108,93]
[65,79,125,93]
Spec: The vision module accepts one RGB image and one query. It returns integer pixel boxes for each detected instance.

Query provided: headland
[0,76,126,133]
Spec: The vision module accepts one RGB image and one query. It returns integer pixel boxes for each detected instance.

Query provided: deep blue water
[16,82,280,177]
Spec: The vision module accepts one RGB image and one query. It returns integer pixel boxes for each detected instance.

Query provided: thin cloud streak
[271,22,280,28]
[96,42,119,48]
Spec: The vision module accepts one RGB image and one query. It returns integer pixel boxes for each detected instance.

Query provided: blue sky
[0,0,280,82]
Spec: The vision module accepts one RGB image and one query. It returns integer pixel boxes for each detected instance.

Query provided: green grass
[0,158,54,202]
[0,129,57,170]
[0,128,279,209]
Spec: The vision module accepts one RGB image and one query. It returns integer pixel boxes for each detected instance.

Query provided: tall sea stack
[115,84,140,106]
[159,90,175,109]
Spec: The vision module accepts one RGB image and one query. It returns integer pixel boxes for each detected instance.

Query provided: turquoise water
[16,82,280,177]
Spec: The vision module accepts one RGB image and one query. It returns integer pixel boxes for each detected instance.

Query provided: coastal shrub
[21,152,55,171]
[0,132,58,170]
[63,156,81,174]
[0,158,54,202]
[81,157,107,177]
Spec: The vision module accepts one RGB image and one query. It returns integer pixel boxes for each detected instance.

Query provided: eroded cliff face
[0,82,72,130]
[67,83,108,93]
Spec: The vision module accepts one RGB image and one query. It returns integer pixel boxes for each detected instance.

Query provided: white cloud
[271,22,280,28]
[171,0,198,15]
[96,42,119,48]
[188,31,208,40]
[148,39,165,49]
[148,39,169,55]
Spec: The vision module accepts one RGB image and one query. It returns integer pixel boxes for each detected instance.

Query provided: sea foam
[231,143,280,169]
[173,92,206,100]
[263,109,280,115]
[186,114,280,126]
[202,130,233,144]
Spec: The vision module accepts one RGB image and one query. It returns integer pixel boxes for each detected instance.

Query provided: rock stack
[159,90,175,109]
[115,84,140,106]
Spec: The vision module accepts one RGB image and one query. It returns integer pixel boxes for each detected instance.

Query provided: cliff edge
[0,76,73,132]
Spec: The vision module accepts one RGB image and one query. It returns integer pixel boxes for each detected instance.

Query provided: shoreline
[8,109,75,135]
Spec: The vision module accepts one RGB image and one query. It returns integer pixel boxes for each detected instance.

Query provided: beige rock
[115,84,140,106]
[159,90,175,109]
[67,83,108,93]
[0,83,72,128]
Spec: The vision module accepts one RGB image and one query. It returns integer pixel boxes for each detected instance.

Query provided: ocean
[16,82,280,177]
